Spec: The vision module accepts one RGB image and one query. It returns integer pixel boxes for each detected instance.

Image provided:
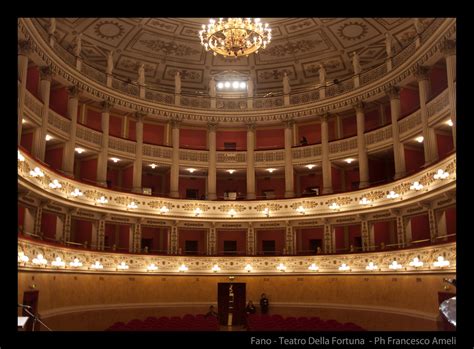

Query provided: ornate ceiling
[34,18,434,94]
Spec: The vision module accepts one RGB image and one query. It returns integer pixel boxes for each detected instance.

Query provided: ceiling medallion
[199,18,272,58]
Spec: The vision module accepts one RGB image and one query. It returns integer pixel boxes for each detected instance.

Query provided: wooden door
[22,290,39,331]
[217,283,246,326]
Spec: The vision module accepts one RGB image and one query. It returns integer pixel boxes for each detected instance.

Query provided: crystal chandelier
[199,18,272,57]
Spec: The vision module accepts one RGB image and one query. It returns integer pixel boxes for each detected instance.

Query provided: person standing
[260,293,269,315]
[246,300,256,315]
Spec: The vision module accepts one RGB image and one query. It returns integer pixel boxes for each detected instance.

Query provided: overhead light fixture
[432,256,450,268]
[339,263,350,271]
[415,136,424,143]
[266,168,276,173]
[29,167,44,177]
[51,256,66,267]
[434,169,449,180]
[71,188,83,197]
[75,147,85,154]
[45,134,53,141]
[389,261,403,270]
[446,119,453,127]
[244,264,253,272]
[308,263,319,271]
[160,206,169,214]
[410,181,423,191]
[276,263,287,272]
[305,164,316,170]
[18,151,25,162]
[227,169,236,174]
[188,168,196,173]
[147,263,158,271]
[212,264,221,273]
[49,179,62,189]
[117,261,129,270]
[149,163,158,169]
[409,257,423,268]
[127,201,138,209]
[32,254,48,265]
[69,258,83,267]
[359,197,371,205]
[110,157,120,163]
[199,18,272,58]
[386,190,400,199]
[178,264,188,272]
[365,262,378,271]
[96,196,108,204]
[345,158,355,164]
[217,82,224,89]
[90,261,103,269]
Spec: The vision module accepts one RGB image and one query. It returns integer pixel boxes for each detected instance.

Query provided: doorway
[217,283,246,326]
[22,290,39,331]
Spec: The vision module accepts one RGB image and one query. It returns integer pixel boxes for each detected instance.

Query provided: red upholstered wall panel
[342,115,357,138]
[299,227,324,252]
[430,66,448,99]
[365,109,380,132]
[436,133,454,159]
[328,119,337,141]
[331,167,342,192]
[26,67,40,99]
[404,148,425,174]
[369,158,392,184]
[348,224,361,247]
[216,130,247,150]
[216,178,246,199]
[217,230,246,254]
[104,223,117,247]
[256,128,284,149]
[410,214,430,241]
[109,115,122,137]
[143,123,165,145]
[72,219,92,245]
[179,177,206,199]
[18,205,25,230]
[298,123,321,145]
[121,166,134,191]
[85,108,102,132]
[299,173,322,195]
[49,87,69,118]
[178,229,206,254]
[180,129,207,149]
[41,212,57,240]
[45,146,63,171]
[107,167,120,189]
[344,168,360,191]
[445,207,456,235]
[79,158,97,183]
[257,229,285,254]
[118,224,130,250]
[373,220,394,246]
[400,88,420,117]
[334,226,345,251]
[141,173,164,196]
[128,119,136,141]
[256,177,285,199]
[384,104,392,122]
[20,132,34,153]
[141,226,164,252]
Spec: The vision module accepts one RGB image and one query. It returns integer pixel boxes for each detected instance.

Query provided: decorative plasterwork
[18,18,455,124]
[18,150,456,222]
[18,238,455,275]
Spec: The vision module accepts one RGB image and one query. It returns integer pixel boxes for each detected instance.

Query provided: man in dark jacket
[260,293,269,314]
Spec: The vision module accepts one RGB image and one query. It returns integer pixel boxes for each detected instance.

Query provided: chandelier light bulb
[217,82,224,89]
[45,134,53,141]
[296,206,306,215]
[415,136,424,143]
[229,208,236,217]
[29,167,44,177]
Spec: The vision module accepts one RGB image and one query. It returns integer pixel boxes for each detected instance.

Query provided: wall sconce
[308,263,319,271]
[45,134,53,141]
[359,197,371,205]
[433,256,450,268]
[409,257,424,268]
[446,119,453,127]
[415,136,424,143]
[386,190,400,199]
[227,169,236,174]
[160,206,170,214]
[117,261,129,270]
[29,167,44,177]
[410,181,423,191]
[263,207,270,217]
[212,264,221,273]
[365,262,378,271]
[49,179,62,189]
[51,256,66,267]
[127,202,138,209]
[90,261,103,269]
[194,208,202,216]
[18,151,25,162]
[18,251,29,263]
[69,258,83,267]
[329,202,340,210]
[434,169,449,180]
[110,157,120,163]
[305,164,316,170]
[228,209,236,218]
[32,254,48,266]
[389,261,403,270]
[339,263,350,271]
[71,188,83,197]
[276,263,286,272]
[244,264,253,272]
[147,263,158,271]
[75,147,85,154]
[266,168,276,173]
[344,158,355,164]
[149,163,158,169]
[178,264,188,272]
[296,206,306,215]
[97,196,108,204]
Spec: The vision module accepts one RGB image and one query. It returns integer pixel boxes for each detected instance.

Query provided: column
[91,223,98,250]
[354,102,369,188]
[436,210,448,241]
[169,119,180,198]
[62,86,80,177]
[246,123,256,199]
[360,217,370,251]
[379,103,387,126]
[392,209,406,248]
[321,114,333,194]
[33,205,44,237]
[387,86,406,179]
[97,218,105,251]
[427,206,438,243]
[18,40,31,145]
[207,123,217,200]
[246,223,256,255]
[207,224,216,255]
[323,221,333,253]
[96,101,112,187]
[442,40,456,148]
[132,113,145,193]
[130,220,142,253]
[335,114,343,139]
[32,66,53,161]
[284,120,295,198]
[284,222,296,255]
[168,223,179,254]
[121,115,128,138]
[55,216,64,242]
[319,64,326,99]
[62,211,73,243]
[415,66,438,165]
